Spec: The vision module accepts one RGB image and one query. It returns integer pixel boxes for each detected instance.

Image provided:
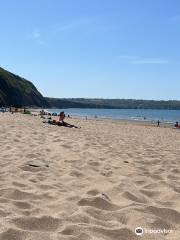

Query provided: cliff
[0,67,48,107]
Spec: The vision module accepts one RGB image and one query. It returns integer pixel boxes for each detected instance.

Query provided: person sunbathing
[174,122,180,128]
[57,111,80,128]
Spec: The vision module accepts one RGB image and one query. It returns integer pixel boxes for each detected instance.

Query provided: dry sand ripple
[0,113,180,239]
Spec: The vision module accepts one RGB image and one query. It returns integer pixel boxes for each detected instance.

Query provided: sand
[0,113,180,240]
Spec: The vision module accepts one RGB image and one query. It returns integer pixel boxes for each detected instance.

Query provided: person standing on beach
[157,120,160,126]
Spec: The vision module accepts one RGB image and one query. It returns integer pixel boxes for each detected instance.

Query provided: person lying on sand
[43,112,80,128]
[57,111,80,128]
[174,122,180,128]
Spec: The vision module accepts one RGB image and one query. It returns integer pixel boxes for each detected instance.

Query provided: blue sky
[1,0,180,100]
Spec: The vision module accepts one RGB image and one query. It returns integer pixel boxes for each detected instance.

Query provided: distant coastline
[45,97,180,110]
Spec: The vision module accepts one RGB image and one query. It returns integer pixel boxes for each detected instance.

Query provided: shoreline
[27,108,175,128]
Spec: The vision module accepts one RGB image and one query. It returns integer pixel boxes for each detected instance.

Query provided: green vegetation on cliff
[46,97,180,110]
[0,67,48,107]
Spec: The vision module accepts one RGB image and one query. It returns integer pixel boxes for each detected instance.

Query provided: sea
[46,108,180,124]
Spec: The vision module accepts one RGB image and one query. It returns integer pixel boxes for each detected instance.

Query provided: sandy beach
[0,113,180,240]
